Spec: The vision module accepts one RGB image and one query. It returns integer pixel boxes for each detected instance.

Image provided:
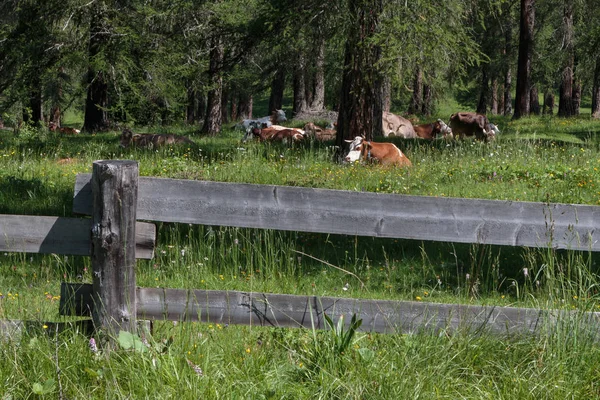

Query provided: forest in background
[1,0,599,137]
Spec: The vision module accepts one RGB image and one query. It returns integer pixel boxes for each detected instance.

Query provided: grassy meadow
[1,113,600,398]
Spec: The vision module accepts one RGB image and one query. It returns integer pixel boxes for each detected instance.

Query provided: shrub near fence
[2,160,600,337]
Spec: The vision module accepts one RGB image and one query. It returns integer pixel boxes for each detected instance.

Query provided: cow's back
[449,112,488,140]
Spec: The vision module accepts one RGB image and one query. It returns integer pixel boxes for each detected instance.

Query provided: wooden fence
[2,160,600,337]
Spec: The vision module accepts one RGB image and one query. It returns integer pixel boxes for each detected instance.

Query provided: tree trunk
[529,85,540,115]
[83,3,110,133]
[543,90,555,115]
[229,89,239,122]
[491,79,499,115]
[592,58,600,118]
[201,36,223,136]
[25,83,43,126]
[293,52,307,116]
[558,0,574,117]
[268,68,285,113]
[382,76,391,112]
[221,86,229,124]
[422,84,433,116]
[186,86,197,124]
[513,0,535,120]
[572,80,581,115]
[336,0,384,149]
[408,66,423,115]
[498,83,505,114]
[504,68,513,116]
[310,35,326,110]
[476,66,489,114]
[503,2,513,116]
[238,94,252,119]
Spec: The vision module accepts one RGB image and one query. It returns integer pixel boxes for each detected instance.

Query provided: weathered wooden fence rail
[72,174,600,252]
[2,160,600,337]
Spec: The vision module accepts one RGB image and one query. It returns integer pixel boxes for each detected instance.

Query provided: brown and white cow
[49,121,80,135]
[249,126,304,143]
[303,122,336,141]
[120,128,195,148]
[382,111,417,138]
[413,119,453,140]
[449,112,496,142]
[344,136,411,167]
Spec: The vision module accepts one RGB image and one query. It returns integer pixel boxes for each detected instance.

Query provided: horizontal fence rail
[74,174,600,252]
[0,215,156,259]
[60,283,600,337]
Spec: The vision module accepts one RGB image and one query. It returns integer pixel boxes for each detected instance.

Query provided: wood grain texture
[91,160,138,333]
[74,174,600,251]
[60,283,600,337]
[0,215,155,259]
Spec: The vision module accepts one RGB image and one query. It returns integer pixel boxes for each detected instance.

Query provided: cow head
[437,119,453,139]
[272,109,287,124]
[344,136,365,151]
[486,123,500,137]
[120,128,134,148]
[344,149,362,163]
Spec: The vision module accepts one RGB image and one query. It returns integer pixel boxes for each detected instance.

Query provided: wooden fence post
[91,160,138,335]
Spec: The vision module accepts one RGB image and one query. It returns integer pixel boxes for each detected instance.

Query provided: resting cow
[413,119,453,140]
[303,122,337,141]
[248,126,304,143]
[382,111,417,138]
[49,121,80,135]
[237,109,287,131]
[344,136,411,167]
[120,128,194,148]
[449,112,498,142]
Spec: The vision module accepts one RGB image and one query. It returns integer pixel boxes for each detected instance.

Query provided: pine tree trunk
[422,84,433,116]
[335,0,383,149]
[268,68,285,113]
[503,2,513,116]
[592,58,600,118]
[513,0,535,120]
[310,35,326,110]
[543,90,555,115]
[202,36,223,136]
[293,52,307,116]
[530,85,540,115]
[230,89,238,122]
[499,83,505,113]
[238,94,252,119]
[26,83,43,126]
[572,80,581,115]
[476,66,489,114]
[83,3,110,133]
[408,67,423,115]
[504,68,513,116]
[186,86,197,124]
[221,86,229,124]
[558,0,574,117]
[382,76,391,112]
[491,79,499,115]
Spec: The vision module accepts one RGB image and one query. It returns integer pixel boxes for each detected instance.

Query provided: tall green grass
[1,118,600,398]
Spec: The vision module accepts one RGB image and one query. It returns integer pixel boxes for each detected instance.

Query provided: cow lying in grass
[344,136,412,167]
[303,122,337,141]
[49,121,80,135]
[120,128,194,148]
[414,119,453,140]
[246,126,305,144]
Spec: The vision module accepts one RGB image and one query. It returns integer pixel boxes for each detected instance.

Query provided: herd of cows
[116,109,501,167]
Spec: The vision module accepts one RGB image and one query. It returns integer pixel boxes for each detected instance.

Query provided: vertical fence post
[91,160,138,335]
